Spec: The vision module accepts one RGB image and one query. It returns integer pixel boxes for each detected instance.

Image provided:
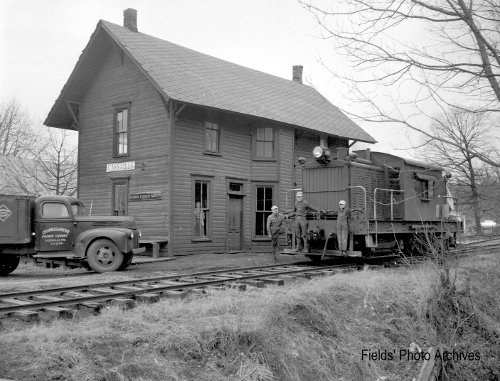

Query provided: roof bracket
[65,100,81,130]
[348,140,358,148]
[173,102,186,121]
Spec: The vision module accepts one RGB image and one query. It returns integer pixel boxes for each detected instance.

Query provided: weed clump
[425,256,500,380]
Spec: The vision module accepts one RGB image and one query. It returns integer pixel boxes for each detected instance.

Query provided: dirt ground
[0,250,308,294]
[3,235,497,294]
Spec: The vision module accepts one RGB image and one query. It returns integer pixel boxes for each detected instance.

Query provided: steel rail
[0,263,313,299]
[0,264,353,315]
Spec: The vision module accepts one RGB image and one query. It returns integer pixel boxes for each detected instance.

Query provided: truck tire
[0,255,21,276]
[86,239,124,273]
[118,253,134,271]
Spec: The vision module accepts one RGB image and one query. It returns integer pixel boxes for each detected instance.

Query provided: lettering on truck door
[35,201,74,252]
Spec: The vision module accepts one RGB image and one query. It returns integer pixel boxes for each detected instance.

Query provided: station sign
[106,161,135,172]
[129,191,162,201]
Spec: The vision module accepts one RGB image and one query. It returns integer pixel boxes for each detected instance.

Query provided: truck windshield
[71,202,87,216]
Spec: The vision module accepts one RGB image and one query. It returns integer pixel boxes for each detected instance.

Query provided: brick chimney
[292,65,303,84]
[123,8,138,32]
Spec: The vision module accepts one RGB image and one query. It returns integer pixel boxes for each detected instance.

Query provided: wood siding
[78,50,170,239]
[171,108,253,254]
[76,48,355,256]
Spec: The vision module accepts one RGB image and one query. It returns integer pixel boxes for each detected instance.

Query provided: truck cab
[0,195,145,275]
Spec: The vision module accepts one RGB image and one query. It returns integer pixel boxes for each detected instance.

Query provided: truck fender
[74,228,131,257]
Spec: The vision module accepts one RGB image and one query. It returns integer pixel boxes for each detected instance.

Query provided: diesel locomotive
[284,147,461,261]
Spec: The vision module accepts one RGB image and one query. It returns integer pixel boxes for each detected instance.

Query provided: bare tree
[0,99,77,196]
[300,0,500,166]
[421,107,498,233]
[0,99,42,158]
[30,129,78,196]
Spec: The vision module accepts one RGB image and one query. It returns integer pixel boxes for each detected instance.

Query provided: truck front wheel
[0,255,21,276]
[86,239,124,273]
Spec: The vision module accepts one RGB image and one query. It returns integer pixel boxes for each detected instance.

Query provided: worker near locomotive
[279,146,461,263]
[266,205,286,262]
[285,191,322,254]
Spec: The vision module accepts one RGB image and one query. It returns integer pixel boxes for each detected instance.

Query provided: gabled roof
[45,20,376,144]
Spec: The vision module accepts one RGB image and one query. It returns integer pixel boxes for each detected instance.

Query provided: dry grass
[0,253,498,381]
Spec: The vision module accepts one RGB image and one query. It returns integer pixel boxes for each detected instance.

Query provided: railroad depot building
[44,9,376,256]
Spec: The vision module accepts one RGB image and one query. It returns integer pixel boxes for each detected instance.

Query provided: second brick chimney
[123,8,138,32]
[292,65,303,84]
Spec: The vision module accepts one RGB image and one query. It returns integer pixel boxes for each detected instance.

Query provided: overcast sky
[1,0,415,154]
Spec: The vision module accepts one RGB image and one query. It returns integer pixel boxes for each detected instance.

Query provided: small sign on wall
[106,161,136,172]
[129,191,162,201]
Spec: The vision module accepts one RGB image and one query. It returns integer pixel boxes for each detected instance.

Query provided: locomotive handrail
[373,188,406,247]
[373,188,406,221]
[284,188,302,251]
[348,185,368,236]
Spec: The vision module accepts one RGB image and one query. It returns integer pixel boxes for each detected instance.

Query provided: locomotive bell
[313,146,330,163]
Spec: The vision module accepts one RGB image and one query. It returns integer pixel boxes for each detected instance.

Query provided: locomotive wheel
[0,255,20,276]
[118,253,134,271]
[86,239,124,273]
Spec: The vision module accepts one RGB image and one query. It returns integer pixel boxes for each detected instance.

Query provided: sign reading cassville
[106,161,136,172]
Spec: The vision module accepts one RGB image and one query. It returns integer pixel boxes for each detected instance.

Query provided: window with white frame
[194,179,210,238]
[255,184,274,237]
[113,102,131,157]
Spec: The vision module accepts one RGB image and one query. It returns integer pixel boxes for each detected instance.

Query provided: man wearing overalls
[337,200,350,255]
[266,205,285,261]
[289,191,320,253]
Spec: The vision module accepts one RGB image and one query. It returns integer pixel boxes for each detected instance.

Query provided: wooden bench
[139,237,169,258]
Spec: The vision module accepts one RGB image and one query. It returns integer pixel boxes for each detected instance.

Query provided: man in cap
[266,205,285,261]
[337,200,350,255]
[287,191,320,253]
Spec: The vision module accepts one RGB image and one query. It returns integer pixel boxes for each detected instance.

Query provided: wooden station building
[44,9,376,256]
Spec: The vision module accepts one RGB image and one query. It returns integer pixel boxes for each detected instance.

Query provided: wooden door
[227,195,243,251]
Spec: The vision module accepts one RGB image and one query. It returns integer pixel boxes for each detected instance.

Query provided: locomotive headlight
[313,146,331,163]
[313,146,324,159]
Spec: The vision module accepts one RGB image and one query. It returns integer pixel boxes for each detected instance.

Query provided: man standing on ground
[267,205,285,262]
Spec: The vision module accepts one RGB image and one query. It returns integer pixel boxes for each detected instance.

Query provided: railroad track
[2,238,498,322]
[0,263,356,321]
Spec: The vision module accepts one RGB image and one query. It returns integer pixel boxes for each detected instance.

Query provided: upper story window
[113,102,131,157]
[204,116,220,154]
[254,126,275,159]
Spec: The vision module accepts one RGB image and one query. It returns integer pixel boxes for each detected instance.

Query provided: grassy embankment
[0,251,499,381]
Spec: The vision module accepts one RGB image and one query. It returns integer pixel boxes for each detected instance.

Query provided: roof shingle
[47,20,376,143]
